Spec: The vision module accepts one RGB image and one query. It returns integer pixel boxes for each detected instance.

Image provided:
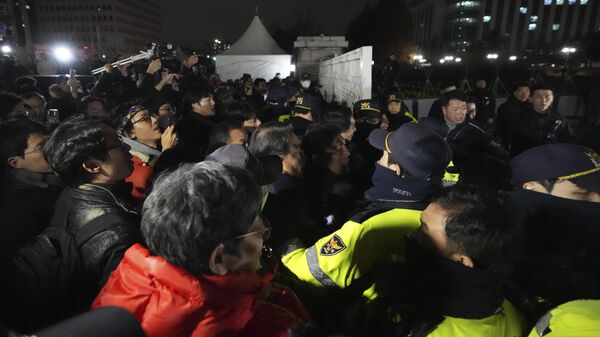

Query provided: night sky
[162,0,373,48]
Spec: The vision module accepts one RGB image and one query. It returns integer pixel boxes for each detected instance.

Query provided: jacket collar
[269,173,302,195]
[365,164,439,204]
[405,237,505,319]
[6,168,64,189]
[123,137,161,157]
[77,183,138,215]
[124,244,275,308]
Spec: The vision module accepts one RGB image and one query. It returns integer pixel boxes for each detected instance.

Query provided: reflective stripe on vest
[306,245,338,288]
[443,161,460,187]
[405,111,418,124]
[534,311,552,337]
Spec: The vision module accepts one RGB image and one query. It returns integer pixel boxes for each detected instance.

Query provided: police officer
[383,92,417,131]
[510,144,600,305]
[283,184,527,337]
[282,123,451,298]
[528,300,600,337]
[349,99,386,193]
[290,93,321,138]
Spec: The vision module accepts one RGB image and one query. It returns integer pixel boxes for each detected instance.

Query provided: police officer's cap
[386,92,402,104]
[511,144,600,193]
[353,99,382,120]
[293,93,321,118]
[368,123,452,180]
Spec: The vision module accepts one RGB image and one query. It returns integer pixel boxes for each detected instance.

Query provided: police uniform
[384,92,417,131]
[428,300,525,337]
[283,123,453,299]
[528,300,600,337]
[281,207,422,300]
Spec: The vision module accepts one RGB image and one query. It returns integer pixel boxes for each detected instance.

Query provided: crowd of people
[0,53,599,337]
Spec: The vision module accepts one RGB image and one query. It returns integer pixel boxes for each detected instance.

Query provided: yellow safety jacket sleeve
[443,161,460,186]
[429,300,526,337]
[282,208,422,290]
[527,300,600,337]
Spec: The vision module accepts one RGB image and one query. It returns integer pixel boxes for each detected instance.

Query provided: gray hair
[142,161,261,275]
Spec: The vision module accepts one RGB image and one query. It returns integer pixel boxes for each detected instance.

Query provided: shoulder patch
[320,234,347,256]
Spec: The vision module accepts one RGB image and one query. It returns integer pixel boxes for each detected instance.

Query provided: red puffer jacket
[92,244,310,337]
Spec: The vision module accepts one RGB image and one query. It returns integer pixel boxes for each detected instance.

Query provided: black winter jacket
[64,184,140,296]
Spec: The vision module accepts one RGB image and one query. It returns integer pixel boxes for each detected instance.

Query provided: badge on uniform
[296,97,304,105]
[586,151,600,167]
[320,234,346,256]
[361,102,371,110]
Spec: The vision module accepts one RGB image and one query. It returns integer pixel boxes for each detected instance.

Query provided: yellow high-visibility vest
[282,208,422,300]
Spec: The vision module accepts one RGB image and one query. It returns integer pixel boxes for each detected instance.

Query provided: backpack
[1,187,126,331]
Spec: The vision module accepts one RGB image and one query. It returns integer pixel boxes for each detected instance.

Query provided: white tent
[216,16,293,81]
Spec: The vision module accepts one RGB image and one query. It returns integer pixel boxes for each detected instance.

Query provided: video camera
[91,43,183,75]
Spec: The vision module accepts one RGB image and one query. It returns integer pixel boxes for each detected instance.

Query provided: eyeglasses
[234,214,272,241]
[236,227,272,241]
[131,113,155,126]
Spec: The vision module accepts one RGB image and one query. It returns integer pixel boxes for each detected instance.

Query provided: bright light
[439,59,446,64]
[561,47,576,54]
[413,54,424,60]
[101,54,106,59]
[444,55,454,61]
[483,16,491,23]
[53,46,74,63]
[1,45,12,54]
[455,57,462,63]
[486,53,498,60]
[529,23,537,31]
[419,58,427,63]
[288,64,296,74]
[212,56,216,61]
[519,7,527,14]
[509,55,518,61]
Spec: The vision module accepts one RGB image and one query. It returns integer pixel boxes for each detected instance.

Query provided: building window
[457,1,478,7]
[531,16,538,22]
[556,0,564,4]
[581,0,588,4]
[483,15,491,22]
[544,0,552,5]
[529,23,537,31]
[520,7,527,14]
[553,24,560,30]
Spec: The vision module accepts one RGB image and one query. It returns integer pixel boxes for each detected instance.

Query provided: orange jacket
[92,244,310,337]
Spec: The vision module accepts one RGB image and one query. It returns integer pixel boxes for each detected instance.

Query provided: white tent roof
[220,16,287,55]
